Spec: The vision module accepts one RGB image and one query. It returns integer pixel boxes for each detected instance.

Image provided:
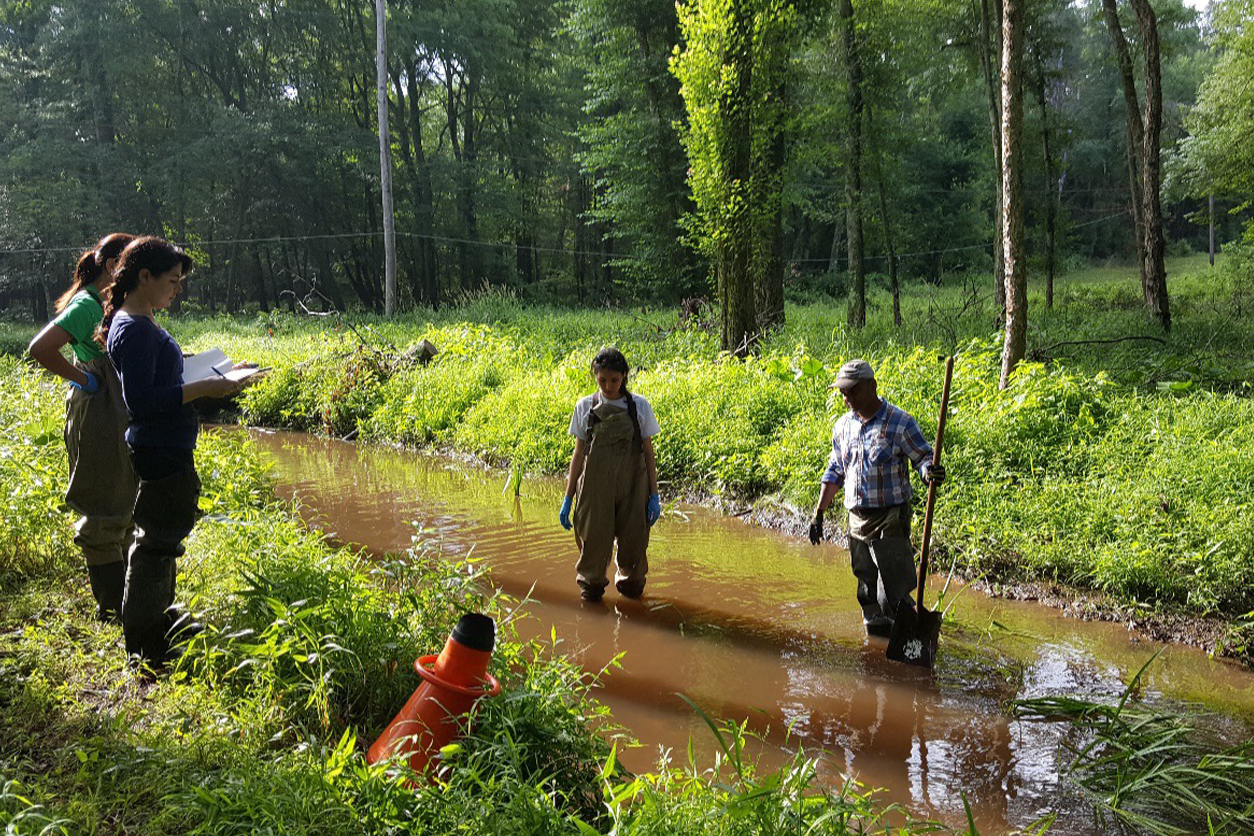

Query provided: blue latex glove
[646,493,661,526]
[559,495,573,530]
[70,371,99,395]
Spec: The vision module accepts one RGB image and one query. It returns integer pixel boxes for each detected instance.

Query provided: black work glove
[808,509,824,545]
[922,462,946,486]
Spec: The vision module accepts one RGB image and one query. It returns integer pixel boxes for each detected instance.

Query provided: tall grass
[1014,653,1254,835]
[0,356,77,585]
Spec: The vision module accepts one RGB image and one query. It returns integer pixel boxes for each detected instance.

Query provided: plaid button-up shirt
[821,400,933,510]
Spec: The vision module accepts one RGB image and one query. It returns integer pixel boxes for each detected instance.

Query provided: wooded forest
[0,0,1249,337]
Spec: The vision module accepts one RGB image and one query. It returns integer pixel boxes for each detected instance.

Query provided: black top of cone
[451,613,495,653]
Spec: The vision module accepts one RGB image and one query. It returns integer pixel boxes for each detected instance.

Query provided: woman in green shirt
[28,232,138,623]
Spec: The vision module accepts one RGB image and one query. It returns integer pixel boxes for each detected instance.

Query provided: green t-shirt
[50,286,106,363]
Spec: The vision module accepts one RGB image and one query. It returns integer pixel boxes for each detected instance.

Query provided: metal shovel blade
[886,599,941,669]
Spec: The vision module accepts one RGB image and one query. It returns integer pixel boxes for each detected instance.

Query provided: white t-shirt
[568,393,660,442]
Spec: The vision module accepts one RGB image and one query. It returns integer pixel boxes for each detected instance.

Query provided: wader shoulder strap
[624,390,643,454]
[585,393,600,441]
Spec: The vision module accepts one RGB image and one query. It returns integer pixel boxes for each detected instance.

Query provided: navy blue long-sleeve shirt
[106,312,198,449]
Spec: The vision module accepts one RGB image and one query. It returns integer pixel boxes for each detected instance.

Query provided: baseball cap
[831,358,875,389]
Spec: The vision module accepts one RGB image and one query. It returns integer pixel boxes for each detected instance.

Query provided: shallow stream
[245,429,1254,835]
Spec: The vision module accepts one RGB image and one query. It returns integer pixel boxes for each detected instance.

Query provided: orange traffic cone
[367,613,502,776]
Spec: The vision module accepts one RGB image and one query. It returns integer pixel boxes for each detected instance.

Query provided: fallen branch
[1031,335,1167,358]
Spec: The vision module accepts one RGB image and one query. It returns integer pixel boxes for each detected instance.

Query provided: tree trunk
[875,164,902,327]
[406,63,440,308]
[251,248,270,312]
[1102,0,1170,330]
[1209,195,1215,266]
[1130,0,1169,330]
[32,278,49,323]
[1102,0,1147,268]
[1035,53,1057,310]
[841,0,866,329]
[375,0,396,316]
[720,1,757,355]
[756,72,787,332]
[461,71,481,290]
[978,0,1006,318]
[999,0,1027,389]
[828,221,843,274]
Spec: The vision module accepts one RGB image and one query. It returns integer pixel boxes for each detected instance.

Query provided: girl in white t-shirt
[559,348,660,602]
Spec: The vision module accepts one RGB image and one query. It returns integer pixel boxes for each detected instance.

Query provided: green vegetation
[0,0,1237,320]
[110,260,1249,640]
[0,355,967,834]
[1014,653,1254,836]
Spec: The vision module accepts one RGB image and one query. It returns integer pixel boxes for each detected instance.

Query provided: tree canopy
[0,0,1237,324]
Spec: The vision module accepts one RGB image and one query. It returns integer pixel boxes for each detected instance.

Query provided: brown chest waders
[64,356,138,621]
[572,402,650,598]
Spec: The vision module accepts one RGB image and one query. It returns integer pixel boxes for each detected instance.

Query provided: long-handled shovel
[886,355,954,669]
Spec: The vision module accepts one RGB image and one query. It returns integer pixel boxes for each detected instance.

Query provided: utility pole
[1209,194,1215,267]
[376,0,397,316]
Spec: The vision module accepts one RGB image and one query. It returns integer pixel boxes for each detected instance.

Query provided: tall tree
[999,0,1027,388]
[567,0,706,300]
[673,0,798,354]
[375,0,397,316]
[1176,0,1254,241]
[839,0,866,328]
[1101,0,1170,330]
[977,0,1006,317]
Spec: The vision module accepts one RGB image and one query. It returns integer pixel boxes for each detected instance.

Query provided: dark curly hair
[95,236,194,348]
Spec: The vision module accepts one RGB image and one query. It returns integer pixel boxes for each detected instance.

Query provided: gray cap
[831,358,875,389]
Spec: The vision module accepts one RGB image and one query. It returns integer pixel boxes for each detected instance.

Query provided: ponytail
[622,387,643,454]
[95,236,194,348]
[55,232,135,313]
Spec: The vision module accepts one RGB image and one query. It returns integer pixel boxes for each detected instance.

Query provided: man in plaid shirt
[808,359,945,637]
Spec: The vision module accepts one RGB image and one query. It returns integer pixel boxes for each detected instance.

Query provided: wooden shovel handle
[916,356,954,610]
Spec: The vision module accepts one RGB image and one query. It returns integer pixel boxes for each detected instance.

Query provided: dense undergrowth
[0,357,959,834]
[114,257,1254,630]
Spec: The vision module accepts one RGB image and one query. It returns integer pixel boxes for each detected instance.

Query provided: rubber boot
[86,560,126,624]
[122,552,176,666]
[615,578,645,599]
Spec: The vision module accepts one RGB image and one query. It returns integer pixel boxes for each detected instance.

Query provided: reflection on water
[243,429,1254,835]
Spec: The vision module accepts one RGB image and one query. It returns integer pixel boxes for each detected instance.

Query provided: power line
[0,210,1134,263]
[789,209,1130,265]
[0,229,639,261]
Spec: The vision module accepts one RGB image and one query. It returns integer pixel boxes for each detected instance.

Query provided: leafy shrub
[453,360,587,473]
[0,358,76,584]
[362,356,506,445]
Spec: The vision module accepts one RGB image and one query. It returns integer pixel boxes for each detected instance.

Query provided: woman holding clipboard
[100,236,246,668]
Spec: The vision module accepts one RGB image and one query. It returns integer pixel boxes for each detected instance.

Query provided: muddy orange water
[245,429,1254,835]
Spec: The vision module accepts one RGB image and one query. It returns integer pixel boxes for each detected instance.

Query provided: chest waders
[847,503,916,636]
[573,401,650,598]
[64,356,138,622]
[124,446,202,665]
